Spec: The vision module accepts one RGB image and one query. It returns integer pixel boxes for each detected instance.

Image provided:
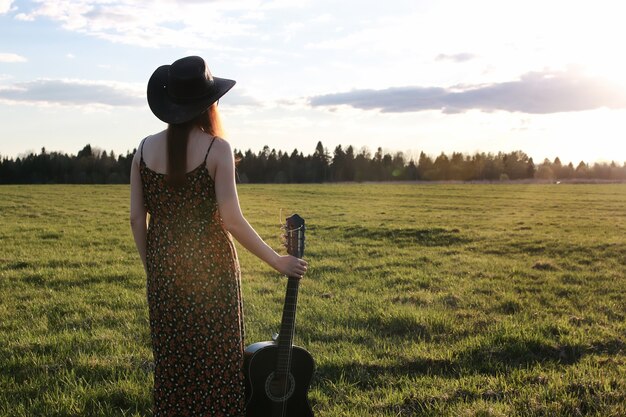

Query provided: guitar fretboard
[275,276,300,377]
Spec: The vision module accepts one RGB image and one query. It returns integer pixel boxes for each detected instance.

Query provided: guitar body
[244,341,315,417]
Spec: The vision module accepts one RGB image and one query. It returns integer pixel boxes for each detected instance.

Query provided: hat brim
[147,65,236,124]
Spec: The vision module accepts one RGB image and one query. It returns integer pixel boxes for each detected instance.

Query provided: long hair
[166,104,224,187]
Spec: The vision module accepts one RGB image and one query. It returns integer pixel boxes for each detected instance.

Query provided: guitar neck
[275,276,301,377]
[274,213,305,379]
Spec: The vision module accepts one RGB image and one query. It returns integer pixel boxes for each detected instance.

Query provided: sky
[1,0,626,164]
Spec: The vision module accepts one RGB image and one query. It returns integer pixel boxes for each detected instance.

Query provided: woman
[130,56,307,416]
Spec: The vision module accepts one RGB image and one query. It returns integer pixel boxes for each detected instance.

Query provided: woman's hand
[274,255,308,279]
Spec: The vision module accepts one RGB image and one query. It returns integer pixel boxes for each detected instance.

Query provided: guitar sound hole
[265,372,296,402]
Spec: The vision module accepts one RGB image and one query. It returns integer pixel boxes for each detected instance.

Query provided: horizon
[3,141,625,168]
[2,0,626,163]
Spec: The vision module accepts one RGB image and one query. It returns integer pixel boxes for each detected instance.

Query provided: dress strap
[204,136,217,163]
[139,137,147,163]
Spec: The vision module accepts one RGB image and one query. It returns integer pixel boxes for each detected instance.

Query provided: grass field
[0,183,625,417]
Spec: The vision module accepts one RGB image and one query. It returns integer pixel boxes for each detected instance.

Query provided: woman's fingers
[292,257,307,278]
[276,255,308,278]
[298,259,308,273]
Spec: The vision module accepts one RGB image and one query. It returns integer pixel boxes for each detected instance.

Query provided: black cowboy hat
[147,56,236,124]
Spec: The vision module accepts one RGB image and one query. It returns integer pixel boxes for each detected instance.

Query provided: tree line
[0,145,134,184]
[1,142,625,184]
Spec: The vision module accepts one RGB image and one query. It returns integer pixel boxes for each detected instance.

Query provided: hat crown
[147,55,235,124]
[167,56,215,102]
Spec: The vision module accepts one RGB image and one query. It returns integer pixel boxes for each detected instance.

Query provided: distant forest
[1,141,625,184]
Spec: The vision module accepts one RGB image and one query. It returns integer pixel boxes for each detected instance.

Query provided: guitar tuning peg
[279,234,288,249]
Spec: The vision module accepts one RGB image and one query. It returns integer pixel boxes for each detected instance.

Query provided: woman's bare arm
[129,144,148,273]
[212,139,307,278]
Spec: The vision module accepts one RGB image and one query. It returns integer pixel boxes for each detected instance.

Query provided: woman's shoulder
[142,130,166,147]
[210,136,233,156]
[139,131,166,152]
[133,130,165,164]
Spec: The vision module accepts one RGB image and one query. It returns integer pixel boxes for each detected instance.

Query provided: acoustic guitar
[243,214,315,417]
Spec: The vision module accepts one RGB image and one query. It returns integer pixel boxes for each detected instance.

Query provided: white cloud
[11,0,327,53]
[436,53,477,63]
[310,13,333,24]
[0,0,13,14]
[16,0,263,49]
[0,53,27,63]
[259,0,311,10]
[15,13,34,21]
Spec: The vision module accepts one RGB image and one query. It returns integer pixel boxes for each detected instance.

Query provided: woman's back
[140,131,218,220]
[140,129,218,177]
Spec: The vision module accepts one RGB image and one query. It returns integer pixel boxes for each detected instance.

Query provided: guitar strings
[277,219,304,417]
[280,225,294,417]
[280,225,300,417]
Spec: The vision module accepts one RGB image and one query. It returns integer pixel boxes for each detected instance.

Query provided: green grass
[1,183,625,416]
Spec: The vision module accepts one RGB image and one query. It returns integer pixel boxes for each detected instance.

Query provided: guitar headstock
[284,214,305,259]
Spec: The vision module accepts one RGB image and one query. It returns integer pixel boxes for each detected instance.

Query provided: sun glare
[569,3,626,87]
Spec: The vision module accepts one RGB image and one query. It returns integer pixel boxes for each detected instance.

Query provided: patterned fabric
[140,136,245,417]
